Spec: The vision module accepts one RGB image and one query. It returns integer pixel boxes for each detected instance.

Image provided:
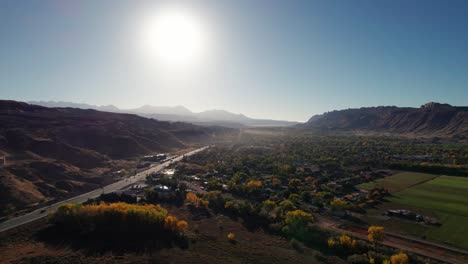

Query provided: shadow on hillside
[36,225,189,255]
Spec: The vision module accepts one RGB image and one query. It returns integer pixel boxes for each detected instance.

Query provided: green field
[389,176,468,216]
[364,175,468,249]
[357,172,438,193]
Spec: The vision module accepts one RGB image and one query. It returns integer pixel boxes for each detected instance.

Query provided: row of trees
[327,227,410,264]
[49,202,188,237]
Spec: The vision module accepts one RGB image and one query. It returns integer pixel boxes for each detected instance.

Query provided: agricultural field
[364,175,468,249]
[357,172,438,193]
[390,176,468,216]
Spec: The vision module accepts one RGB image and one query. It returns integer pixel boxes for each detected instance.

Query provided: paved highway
[0,146,209,233]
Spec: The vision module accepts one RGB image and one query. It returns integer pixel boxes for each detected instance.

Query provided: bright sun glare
[141,8,206,67]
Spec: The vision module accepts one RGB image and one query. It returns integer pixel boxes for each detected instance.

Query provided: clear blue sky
[1,0,467,121]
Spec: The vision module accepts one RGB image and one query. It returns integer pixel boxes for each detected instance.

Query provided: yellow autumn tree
[338,234,356,250]
[49,202,189,235]
[224,201,234,209]
[390,253,408,264]
[367,225,385,244]
[227,232,235,240]
[327,237,336,248]
[284,209,314,235]
[339,234,352,245]
[330,197,348,211]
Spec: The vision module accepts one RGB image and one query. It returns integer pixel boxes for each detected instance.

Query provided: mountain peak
[421,102,452,109]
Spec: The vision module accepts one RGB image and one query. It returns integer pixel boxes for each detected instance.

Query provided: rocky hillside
[303,102,468,139]
[0,100,219,217]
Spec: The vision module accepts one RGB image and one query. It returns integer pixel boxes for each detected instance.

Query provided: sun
[140,8,207,67]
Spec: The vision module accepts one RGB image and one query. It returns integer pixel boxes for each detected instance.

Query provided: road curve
[0,146,209,233]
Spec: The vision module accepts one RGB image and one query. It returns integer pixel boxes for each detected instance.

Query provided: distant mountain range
[29,101,298,128]
[25,101,468,138]
[303,102,468,139]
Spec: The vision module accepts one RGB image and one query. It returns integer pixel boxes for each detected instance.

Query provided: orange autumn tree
[177,220,188,232]
[186,192,209,208]
[246,180,262,189]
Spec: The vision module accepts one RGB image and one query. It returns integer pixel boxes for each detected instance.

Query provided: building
[154,184,172,198]
[142,154,167,162]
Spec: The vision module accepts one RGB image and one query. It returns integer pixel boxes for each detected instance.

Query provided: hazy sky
[1,0,468,121]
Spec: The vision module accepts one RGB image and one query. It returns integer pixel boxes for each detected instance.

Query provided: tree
[186,192,200,207]
[204,191,224,209]
[339,234,355,250]
[279,199,296,214]
[164,215,178,230]
[246,180,262,189]
[330,198,348,211]
[49,202,188,237]
[288,193,301,203]
[390,253,408,264]
[177,220,189,232]
[186,192,209,208]
[327,237,336,248]
[224,201,234,209]
[271,177,282,186]
[284,209,314,235]
[227,232,235,240]
[367,225,384,244]
[262,200,276,212]
[288,179,301,191]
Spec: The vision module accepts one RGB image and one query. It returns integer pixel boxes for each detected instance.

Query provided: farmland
[390,176,468,216]
[357,172,438,193]
[364,175,468,249]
